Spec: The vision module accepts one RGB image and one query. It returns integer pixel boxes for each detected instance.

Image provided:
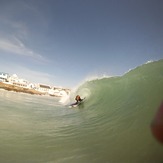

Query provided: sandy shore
[0,82,45,95]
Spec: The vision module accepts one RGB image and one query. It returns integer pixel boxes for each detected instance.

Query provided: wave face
[0,59,163,163]
[73,59,163,162]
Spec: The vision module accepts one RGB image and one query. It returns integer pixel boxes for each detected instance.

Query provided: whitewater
[0,60,163,163]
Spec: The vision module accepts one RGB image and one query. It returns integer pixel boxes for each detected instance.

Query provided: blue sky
[0,0,162,88]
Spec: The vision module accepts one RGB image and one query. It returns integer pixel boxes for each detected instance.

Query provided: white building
[0,72,9,82]
[8,74,19,83]
[36,84,51,93]
[27,83,37,89]
[8,74,29,88]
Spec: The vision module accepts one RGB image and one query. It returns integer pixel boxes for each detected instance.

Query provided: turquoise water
[0,60,163,163]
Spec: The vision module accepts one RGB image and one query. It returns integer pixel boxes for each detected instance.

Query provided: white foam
[85,74,112,82]
[124,59,155,75]
[59,94,70,104]
[145,60,154,64]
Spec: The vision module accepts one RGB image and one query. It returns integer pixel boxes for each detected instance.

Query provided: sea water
[0,60,163,163]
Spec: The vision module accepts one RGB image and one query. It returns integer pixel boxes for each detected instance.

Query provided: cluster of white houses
[0,72,70,97]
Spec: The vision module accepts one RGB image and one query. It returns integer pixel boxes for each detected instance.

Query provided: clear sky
[0,0,163,88]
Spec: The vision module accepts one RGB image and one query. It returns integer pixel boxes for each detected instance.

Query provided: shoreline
[0,82,45,96]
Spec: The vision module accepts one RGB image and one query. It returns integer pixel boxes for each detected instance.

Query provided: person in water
[75,95,82,104]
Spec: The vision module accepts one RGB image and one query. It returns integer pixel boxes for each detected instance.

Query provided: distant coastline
[0,82,45,96]
[0,72,71,97]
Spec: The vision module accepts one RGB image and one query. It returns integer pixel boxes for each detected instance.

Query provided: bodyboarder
[75,95,82,104]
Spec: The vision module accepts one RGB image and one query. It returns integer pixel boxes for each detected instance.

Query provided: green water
[0,60,163,163]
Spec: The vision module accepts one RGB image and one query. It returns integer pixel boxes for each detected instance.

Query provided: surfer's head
[75,95,80,101]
